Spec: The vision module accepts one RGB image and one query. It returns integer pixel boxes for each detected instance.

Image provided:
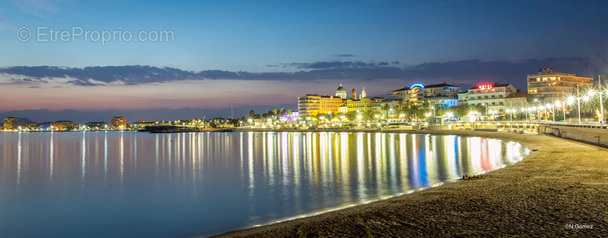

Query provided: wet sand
[215,130,608,237]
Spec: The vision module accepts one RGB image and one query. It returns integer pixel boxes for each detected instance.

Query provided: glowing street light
[555,100,566,123]
[506,109,513,121]
[521,107,529,121]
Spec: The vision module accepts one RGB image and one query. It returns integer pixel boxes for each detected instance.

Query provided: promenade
[217,130,608,237]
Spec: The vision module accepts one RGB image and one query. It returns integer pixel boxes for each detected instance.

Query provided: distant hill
[0,104,296,124]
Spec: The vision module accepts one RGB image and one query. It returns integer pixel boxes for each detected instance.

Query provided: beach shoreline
[212,130,608,237]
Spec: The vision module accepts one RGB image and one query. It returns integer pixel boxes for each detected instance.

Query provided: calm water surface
[0,131,529,237]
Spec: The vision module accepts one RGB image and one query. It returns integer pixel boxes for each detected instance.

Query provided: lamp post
[546,103,554,122]
[536,106,541,134]
[555,101,563,123]
[599,75,604,124]
[483,103,489,119]
[576,85,582,124]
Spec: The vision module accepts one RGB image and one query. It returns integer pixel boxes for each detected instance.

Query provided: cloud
[1,57,605,90]
[292,61,377,69]
[334,54,358,58]
[11,0,59,20]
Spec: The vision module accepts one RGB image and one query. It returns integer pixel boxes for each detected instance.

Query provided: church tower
[361,87,367,98]
[351,88,357,99]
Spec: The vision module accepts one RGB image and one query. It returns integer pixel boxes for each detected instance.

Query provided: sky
[1,0,608,121]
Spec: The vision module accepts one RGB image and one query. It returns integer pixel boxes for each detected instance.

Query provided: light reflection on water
[0,131,529,237]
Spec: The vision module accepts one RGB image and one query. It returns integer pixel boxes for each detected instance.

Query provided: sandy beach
[215,130,608,237]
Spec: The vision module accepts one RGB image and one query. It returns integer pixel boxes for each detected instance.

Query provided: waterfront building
[298,94,344,117]
[389,83,460,108]
[82,121,108,130]
[299,85,373,117]
[111,116,127,129]
[466,83,518,113]
[505,92,529,110]
[20,123,41,131]
[54,121,75,131]
[425,97,459,108]
[527,67,593,103]
[457,91,469,105]
[3,117,18,130]
[345,97,375,113]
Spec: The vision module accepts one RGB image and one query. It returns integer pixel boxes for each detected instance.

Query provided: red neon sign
[478,84,493,90]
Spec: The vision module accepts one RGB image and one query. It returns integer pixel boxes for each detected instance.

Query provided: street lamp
[599,75,605,124]
[555,100,565,123]
[568,95,581,124]
[545,103,554,122]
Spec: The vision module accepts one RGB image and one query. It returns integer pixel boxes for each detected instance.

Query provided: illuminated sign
[409,83,425,90]
[478,84,493,90]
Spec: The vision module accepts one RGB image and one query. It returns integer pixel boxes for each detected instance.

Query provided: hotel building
[389,83,460,108]
[527,67,593,103]
[298,94,344,117]
[465,83,518,113]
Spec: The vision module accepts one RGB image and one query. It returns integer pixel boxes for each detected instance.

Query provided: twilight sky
[1,0,608,120]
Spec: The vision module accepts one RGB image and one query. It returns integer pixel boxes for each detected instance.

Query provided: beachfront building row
[298,85,391,117]
[1,116,128,131]
[388,83,460,108]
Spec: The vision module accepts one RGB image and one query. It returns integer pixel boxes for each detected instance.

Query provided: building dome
[335,84,347,99]
[336,84,345,92]
[361,87,367,98]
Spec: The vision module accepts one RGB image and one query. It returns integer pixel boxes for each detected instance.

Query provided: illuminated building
[111,116,127,129]
[335,84,347,99]
[345,97,375,113]
[54,121,75,131]
[389,83,460,108]
[361,87,367,99]
[351,88,357,99]
[465,83,518,113]
[3,117,18,130]
[527,67,593,103]
[458,91,469,104]
[504,92,529,109]
[298,94,344,117]
[21,123,41,130]
[83,121,109,130]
